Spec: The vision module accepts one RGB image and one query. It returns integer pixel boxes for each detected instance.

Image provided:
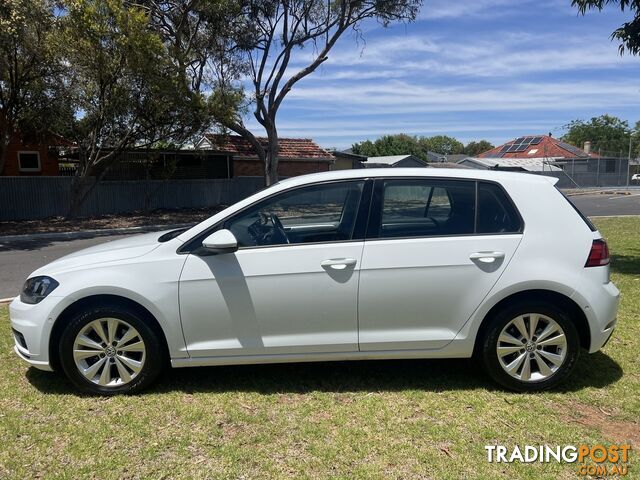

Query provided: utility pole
[628,133,633,190]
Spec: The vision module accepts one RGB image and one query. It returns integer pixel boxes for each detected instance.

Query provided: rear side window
[477,182,522,234]
[375,179,476,238]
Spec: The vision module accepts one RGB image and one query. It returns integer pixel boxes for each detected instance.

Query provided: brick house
[196,134,334,177]
[0,133,70,176]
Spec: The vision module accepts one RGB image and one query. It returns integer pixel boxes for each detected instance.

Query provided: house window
[18,152,41,172]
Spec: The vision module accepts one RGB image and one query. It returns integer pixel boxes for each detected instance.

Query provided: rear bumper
[572,280,620,353]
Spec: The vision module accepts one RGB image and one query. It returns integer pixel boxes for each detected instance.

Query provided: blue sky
[244,0,640,150]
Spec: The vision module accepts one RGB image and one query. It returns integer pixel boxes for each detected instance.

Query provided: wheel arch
[473,289,590,355]
[49,294,170,371]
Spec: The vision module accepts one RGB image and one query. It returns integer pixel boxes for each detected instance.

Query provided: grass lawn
[0,217,638,479]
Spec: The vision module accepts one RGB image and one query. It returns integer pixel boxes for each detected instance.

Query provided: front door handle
[469,251,505,263]
[321,258,357,270]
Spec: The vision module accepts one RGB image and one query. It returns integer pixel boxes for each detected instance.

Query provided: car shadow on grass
[26,351,622,396]
[610,253,640,275]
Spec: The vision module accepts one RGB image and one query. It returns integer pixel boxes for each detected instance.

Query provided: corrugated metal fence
[0,177,265,221]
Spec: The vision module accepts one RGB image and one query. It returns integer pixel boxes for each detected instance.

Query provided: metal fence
[548,157,638,188]
[0,177,265,221]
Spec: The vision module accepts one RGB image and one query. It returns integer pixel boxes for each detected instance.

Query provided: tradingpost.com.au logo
[485,444,632,476]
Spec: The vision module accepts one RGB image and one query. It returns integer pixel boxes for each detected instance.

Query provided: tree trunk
[264,127,279,186]
[0,144,7,176]
[68,174,96,218]
[0,123,10,175]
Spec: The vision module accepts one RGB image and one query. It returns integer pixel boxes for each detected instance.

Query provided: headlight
[20,276,59,304]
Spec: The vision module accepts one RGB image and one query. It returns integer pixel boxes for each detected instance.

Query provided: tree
[419,135,465,155]
[351,133,476,161]
[212,1,421,185]
[60,0,210,216]
[464,140,494,156]
[351,134,427,160]
[562,114,633,156]
[572,1,640,55]
[0,0,70,174]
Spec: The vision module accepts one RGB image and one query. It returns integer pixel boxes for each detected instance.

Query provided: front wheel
[480,302,580,392]
[58,305,166,395]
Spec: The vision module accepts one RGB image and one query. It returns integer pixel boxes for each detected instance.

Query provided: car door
[358,177,524,351]
[179,179,370,358]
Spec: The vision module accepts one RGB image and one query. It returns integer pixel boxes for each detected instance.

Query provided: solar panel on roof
[558,141,588,157]
[515,145,528,152]
[530,136,542,145]
[499,145,511,153]
[514,137,525,144]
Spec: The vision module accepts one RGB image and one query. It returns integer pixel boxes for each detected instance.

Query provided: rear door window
[372,179,476,238]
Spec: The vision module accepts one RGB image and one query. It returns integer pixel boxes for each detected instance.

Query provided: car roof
[276,167,557,187]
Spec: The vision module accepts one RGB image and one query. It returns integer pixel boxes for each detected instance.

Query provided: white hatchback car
[10,169,619,394]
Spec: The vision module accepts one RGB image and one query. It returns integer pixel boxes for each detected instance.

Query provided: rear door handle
[469,251,505,263]
[321,258,357,270]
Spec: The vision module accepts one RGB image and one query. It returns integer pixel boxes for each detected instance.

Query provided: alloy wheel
[72,318,146,387]
[496,313,568,382]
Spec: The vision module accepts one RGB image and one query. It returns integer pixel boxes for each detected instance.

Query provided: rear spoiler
[541,176,560,186]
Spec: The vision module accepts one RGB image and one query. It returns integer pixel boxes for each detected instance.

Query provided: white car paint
[9,168,620,377]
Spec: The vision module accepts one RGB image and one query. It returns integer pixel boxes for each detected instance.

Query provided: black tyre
[480,301,580,392]
[58,304,166,395]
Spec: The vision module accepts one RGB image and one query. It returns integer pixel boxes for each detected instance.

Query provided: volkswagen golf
[10,169,619,394]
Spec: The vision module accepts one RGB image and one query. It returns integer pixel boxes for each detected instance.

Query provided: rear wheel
[58,305,165,395]
[480,302,580,392]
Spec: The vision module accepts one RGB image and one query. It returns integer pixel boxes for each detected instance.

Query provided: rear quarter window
[476,182,522,234]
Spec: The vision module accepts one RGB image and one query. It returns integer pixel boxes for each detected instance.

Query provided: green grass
[1,217,638,479]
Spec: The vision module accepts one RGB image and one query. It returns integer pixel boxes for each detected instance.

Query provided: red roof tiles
[203,134,333,160]
[478,135,598,159]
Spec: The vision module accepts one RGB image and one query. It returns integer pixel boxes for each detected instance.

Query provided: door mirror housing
[197,229,238,255]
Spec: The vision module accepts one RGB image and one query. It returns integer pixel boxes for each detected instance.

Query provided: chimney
[583,141,591,154]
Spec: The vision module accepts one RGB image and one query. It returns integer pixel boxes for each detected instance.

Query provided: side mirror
[197,229,238,256]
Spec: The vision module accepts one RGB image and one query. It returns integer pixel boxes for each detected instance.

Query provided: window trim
[18,151,41,172]
[178,178,373,254]
[366,176,524,241]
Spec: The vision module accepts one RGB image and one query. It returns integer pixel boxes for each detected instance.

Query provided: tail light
[585,239,610,267]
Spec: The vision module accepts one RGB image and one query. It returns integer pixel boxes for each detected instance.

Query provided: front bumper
[9,296,59,371]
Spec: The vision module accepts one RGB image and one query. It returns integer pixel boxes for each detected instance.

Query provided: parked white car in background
[10,169,619,394]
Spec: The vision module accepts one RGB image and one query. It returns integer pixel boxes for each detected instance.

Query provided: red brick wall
[233,158,332,177]
[1,136,58,176]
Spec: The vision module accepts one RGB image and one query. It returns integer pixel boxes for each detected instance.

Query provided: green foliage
[572,1,640,55]
[352,134,428,160]
[352,134,492,160]
[0,0,71,169]
[419,135,465,155]
[561,114,634,156]
[464,140,495,156]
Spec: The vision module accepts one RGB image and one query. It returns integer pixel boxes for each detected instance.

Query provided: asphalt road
[569,192,640,217]
[0,192,639,300]
[0,234,131,299]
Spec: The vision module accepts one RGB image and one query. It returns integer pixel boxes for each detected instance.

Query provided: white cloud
[285,79,640,114]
